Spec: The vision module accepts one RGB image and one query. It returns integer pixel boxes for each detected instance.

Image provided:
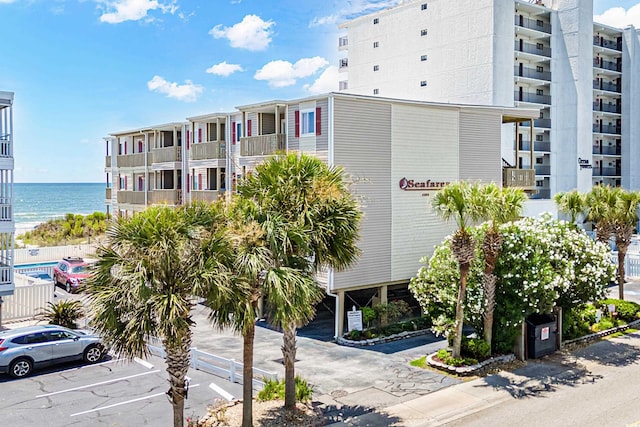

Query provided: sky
[0,0,639,183]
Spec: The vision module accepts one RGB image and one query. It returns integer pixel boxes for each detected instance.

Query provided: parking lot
[0,352,243,426]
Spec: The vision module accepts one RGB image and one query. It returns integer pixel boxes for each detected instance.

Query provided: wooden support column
[380,285,388,326]
[337,290,345,338]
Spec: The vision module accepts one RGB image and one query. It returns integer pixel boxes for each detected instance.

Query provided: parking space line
[69,384,201,417]
[134,357,154,369]
[209,383,234,401]
[36,370,161,398]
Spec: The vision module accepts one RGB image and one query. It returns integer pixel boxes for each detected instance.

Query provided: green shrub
[435,349,477,367]
[461,337,490,360]
[38,300,84,329]
[591,316,624,332]
[257,376,313,402]
[563,304,597,340]
[362,307,376,328]
[347,329,362,340]
[598,299,640,322]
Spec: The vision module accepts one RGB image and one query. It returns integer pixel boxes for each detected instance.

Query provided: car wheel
[83,345,103,363]
[66,282,72,293]
[9,358,33,378]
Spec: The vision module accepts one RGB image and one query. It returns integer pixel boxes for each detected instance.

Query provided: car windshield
[70,265,87,274]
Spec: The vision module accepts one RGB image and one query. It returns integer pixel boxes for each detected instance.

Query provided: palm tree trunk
[242,324,255,427]
[482,272,496,349]
[452,262,469,359]
[164,333,192,427]
[282,323,297,410]
[618,248,627,300]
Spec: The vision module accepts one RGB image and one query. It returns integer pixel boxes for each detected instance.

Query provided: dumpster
[526,313,557,359]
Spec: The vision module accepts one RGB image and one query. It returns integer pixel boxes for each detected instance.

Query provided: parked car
[0,325,106,378]
[23,270,55,288]
[53,257,91,293]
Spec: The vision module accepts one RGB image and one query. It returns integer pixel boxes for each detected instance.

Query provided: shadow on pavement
[321,404,403,426]
[571,334,640,367]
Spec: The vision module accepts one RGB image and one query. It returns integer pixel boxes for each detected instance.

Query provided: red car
[53,257,91,293]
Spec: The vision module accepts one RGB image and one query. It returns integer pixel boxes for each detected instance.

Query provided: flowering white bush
[409,214,616,350]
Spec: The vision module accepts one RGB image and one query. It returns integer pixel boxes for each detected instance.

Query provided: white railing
[2,282,53,321]
[146,342,276,390]
[612,252,640,279]
[14,244,97,264]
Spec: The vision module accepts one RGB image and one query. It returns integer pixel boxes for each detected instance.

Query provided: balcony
[592,145,621,155]
[503,168,536,189]
[531,189,551,199]
[535,165,551,175]
[593,36,622,51]
[240,133,286,156]
[149,189,182,205]
[593,167,621,177]
[517,140,551,152]
[514,65,551,81]
[593,102,621,114]
[190,142,226,161]
[105,156,111,168]
[593,58,621,72]
[105,187,112,200]
[0,134,10,158]
[593,123,621,135]
[514,91,551,105]
[116,153,150,168]
[339,58,348,70]
[191,190,221,203]
[514,40,552,58]
[0,198,11,222]
[514,15,552,34]
[338,36,348,50]
[519,119,551,128]
[593,80,621,93]
[117,190,147,205]
[152,146,181,163]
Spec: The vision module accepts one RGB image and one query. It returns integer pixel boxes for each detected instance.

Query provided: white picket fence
[147,341,277,390]
[611,252,640,279]
[2,281,53,321]
[14,244,97,264]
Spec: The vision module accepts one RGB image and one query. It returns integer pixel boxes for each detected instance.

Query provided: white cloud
[209,14,274,51]
[206,61,244,77]
[0,0,17,3]
[310,0,401,27]
[254,57,329,88]
[147,75,203,102]
[98,0,178,24]
[595,4,640,28]
[304,66,340,94]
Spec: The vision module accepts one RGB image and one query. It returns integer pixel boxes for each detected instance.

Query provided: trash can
[526,313,557,359]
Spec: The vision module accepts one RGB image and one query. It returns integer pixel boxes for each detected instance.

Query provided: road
[444,331,640,427]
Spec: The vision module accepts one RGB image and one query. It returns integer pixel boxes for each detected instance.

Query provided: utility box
[526,313,557,359]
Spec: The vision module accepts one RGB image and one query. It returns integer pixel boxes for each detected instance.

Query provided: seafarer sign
[398,177,450,191]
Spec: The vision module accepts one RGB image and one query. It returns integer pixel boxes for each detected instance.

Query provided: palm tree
[554,190,586,227]
[238,153,361,410]
[432,181,483,359]
[611,190,640,300]
[585,185,618,244]
[477,184,526,350]
[86,204,233,427]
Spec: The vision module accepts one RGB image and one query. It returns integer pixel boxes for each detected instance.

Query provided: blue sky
[0,0,638,183]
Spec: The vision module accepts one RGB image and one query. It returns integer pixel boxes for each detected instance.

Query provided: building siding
[458,110,502,182]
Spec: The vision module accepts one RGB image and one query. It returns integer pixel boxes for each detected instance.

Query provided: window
[373,18,379,24]
[420,80,427,87]
[421,29,428,36]
[536,65,544,72]
[373,41,379,48]
[536,42,544,50]
[539,111,544,118]
[536,134,543,141]
[536,180,544,187]
[421,3,428,10]
[373,65,379,71]
[373,89,379,95]
[536,157,543,164]
[536,19,544,27]
[536,89,544,95]
[421,54,428,61]
[300,110,315,136]
[339,80,348,90]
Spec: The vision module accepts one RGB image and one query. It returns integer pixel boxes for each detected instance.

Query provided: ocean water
[14,183,106,227]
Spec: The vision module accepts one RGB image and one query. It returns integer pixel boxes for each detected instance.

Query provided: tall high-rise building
[0,91,15,298]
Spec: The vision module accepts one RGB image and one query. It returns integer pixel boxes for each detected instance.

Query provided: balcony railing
[152,146,181,163]
[0,201,11,222]
[117,190,147,205]
[514,65,551,81]
[593,124,621,135]
[339,58,348,69]
[190,141,226,161]
[592,167,621,177]
[240,133,286,156]
[503,168,536,188]
[593,102,621,114]
[514,91,551,105]
[593,145,621,155]
[150,189,182,205]
[338,36,348,49]
[116,153,150,168]
[105,156,111,168]
[593,36,622,51]
[514,40,552,57]
[593,80,621,93]
[191,190,221,203]
[593,58,621,72]
[515,15,552,34]
[535,165,551,175]
[530,189,551,199]
[519,119,551,128]
[517,140,551,152]
[105,188,112,200]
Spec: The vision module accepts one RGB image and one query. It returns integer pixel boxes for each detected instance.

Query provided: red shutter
[232,122,236,145]
[198,174,203,190]
[315,107,321,136]
[294,111,300,137]
[186,131,190,149]
[198,128,202,143]
[247,119,252,137]
[124,142,127,154]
